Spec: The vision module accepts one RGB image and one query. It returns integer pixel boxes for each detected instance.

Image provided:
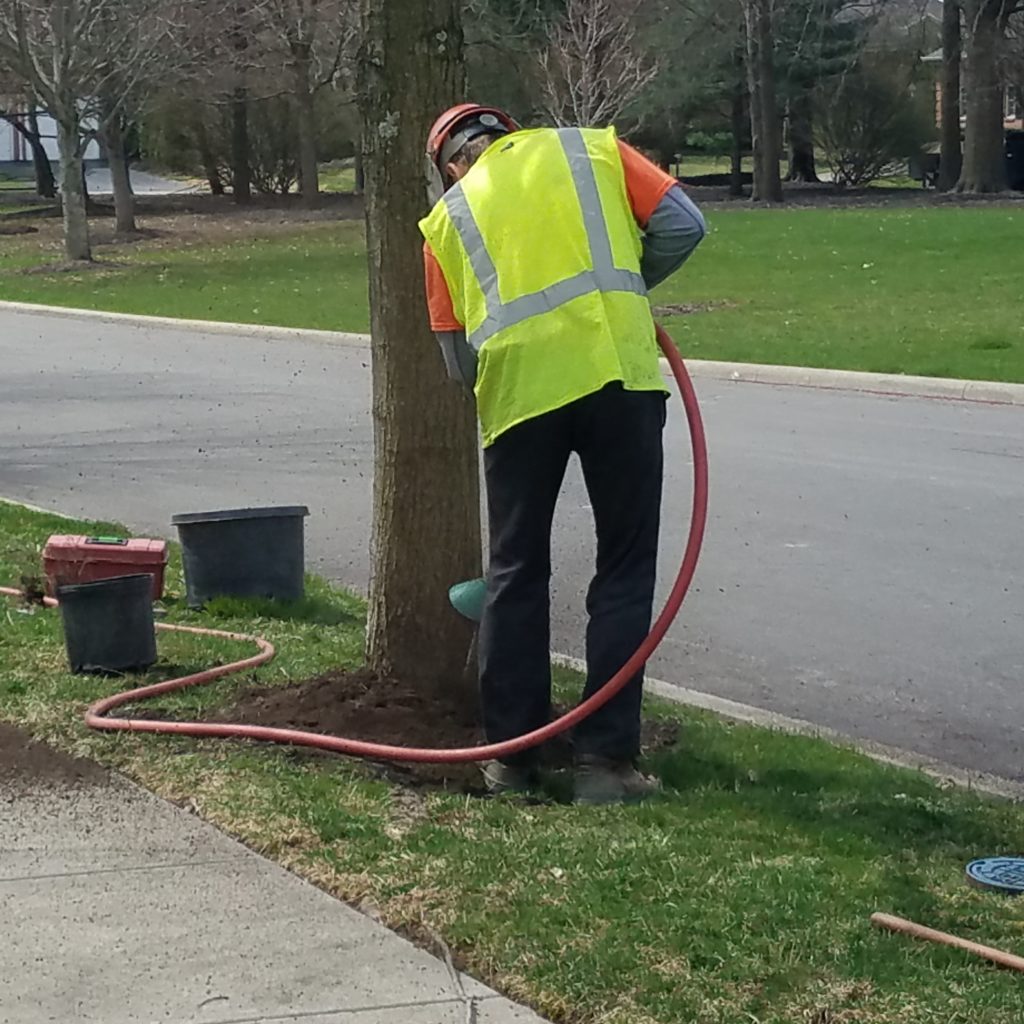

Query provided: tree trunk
[102,114,137,234]
[292,45,320,208]
[957,1,1008,192]
[294,85,320,207]
[358,0,482,693]
[939,0,963,190]
[786,91,819,183]
[57,119,91,262]
[730,79,746,197]
[354,143,365,194]
[745,0,784,202]
[231,87,252,203]
[745,5,765,195]
[26,109,56,198]
[191,110,225,195]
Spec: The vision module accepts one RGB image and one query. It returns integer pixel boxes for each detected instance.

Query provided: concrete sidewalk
[0,767,547,1024]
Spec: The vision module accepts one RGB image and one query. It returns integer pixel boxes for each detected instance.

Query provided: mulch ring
[214,668,682,794]
[0,721,107,797]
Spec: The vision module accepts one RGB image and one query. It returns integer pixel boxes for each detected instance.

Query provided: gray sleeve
[640,184,707,291]
[435,331,478,390]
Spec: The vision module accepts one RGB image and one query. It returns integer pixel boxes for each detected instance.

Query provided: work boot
[574,755,660,806]
[480,759,538,796]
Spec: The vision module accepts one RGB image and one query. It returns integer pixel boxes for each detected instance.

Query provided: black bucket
[171,506,309,609]
[58,574,158,674]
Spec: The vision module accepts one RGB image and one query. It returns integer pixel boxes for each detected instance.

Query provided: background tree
[957,0,1022,192]
[775,0,867,183]
[252,0,356,207]
[0,94,57,197]
[939,0,964,189]
[817,50,935,185]
[744,0,784,201]
[357,0,482,691]
[538,0,659,126]
[0,0,186,259]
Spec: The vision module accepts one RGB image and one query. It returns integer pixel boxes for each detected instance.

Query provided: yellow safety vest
[419,126,666,447]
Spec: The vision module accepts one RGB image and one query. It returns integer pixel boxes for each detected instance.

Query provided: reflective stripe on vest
[442,128,647,351]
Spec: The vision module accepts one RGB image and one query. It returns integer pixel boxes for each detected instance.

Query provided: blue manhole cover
[966,858,1024,895]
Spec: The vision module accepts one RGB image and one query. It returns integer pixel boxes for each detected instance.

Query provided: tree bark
[957,0,1009,192]
[26,109,57,198]
[730,78,746,197]
[358,0,482,694]
[294,77,320,207]
[57,118,91,262]
[786,91,819,182]
[745,4,765,194]
[191,109,225,195]
[938,0,963,190]
[354,143,365,194]
[231,86,252,203]
[744,0,784,202]
[102,114,137,234]
[5,112,57,198]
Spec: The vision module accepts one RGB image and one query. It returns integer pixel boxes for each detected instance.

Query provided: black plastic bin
[58,574,157,674]
[171,506,309,608]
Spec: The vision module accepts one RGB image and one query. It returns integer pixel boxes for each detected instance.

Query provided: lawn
[3,500,1024,1024]
[1,204,1023,382]
[319,161,358,192]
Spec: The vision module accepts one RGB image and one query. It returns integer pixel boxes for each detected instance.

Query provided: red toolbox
[43,535,169,600]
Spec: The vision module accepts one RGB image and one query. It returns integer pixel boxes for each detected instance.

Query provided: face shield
[425,152,447,206]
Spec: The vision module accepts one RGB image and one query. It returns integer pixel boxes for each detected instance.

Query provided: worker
[419,104,706,804]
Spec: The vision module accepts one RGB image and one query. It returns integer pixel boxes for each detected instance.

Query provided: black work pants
[478,382,666,764]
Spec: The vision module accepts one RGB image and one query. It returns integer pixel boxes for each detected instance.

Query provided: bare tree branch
[537,0,659,126]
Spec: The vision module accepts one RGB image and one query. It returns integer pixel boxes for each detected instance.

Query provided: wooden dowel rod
[871,912,1024,974]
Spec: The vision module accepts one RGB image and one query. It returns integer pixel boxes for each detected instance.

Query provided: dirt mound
[0,722,107,795]
[219,669,681,793]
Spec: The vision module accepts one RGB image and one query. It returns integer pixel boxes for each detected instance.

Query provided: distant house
[923,48,1024,133]
[0,105,102,176]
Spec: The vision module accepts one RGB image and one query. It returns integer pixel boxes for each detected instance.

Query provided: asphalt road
[84,167,203,196]
[2,308,1022,779]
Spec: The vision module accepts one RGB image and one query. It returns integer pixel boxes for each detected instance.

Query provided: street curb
[0,496,76,520]
[680,358,1024,407]
[552,654,1024,803]
[3,300,1023,405]
[0,301,368,348]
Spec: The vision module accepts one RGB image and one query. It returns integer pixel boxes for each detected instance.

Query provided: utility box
[43,535,168,601]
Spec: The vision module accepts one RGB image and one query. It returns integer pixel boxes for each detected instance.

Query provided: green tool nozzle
[449,577,486,623]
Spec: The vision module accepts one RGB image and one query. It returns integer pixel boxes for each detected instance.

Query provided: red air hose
[2,326,707,764]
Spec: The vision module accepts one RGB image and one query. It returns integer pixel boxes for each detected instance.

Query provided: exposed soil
[217,668,682,794]
[0,721,107,796]
[652,300,739,317]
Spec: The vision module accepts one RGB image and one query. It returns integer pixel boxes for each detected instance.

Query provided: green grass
[1,203,57,216]
[0,220,371,333]
[654,206,1024,382]
[319,162,357,193]
[3,500,1024,1024]
[1,205,1023,381]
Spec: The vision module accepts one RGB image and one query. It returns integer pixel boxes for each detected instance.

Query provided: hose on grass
[2,325,707,765]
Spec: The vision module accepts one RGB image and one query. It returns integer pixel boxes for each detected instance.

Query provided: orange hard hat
[426,103,519,172]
